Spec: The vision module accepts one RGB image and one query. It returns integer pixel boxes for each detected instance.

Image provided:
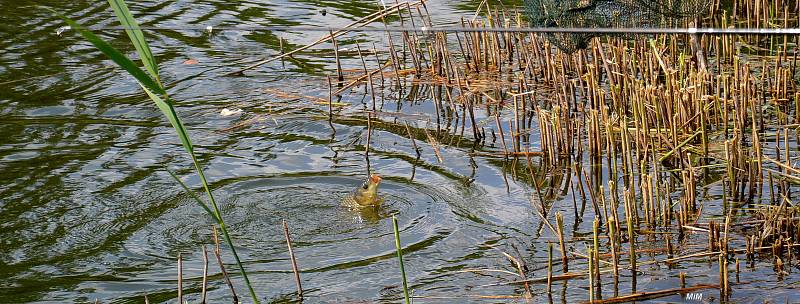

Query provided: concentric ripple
[125,174,460,270]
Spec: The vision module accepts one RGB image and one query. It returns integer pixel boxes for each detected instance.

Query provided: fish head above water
[352,174,382,206]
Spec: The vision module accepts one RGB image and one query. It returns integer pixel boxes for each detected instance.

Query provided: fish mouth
[369,174,382,184]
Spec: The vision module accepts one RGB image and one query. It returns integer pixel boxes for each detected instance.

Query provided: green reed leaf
[47,5,260,303]
[46,8,165,97]
[107,0,160,84]
[165,168,217,222]
[141,85,193,153]
[393,216,411,304]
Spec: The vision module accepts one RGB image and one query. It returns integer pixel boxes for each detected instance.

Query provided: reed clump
[311,0,800,301]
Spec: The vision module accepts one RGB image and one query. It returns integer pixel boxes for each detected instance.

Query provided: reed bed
[298,0,800,301]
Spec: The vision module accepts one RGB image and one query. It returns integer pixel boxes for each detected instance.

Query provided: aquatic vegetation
[393,216,411,304]
[35,0,800,302]
[47,0,260,302]
[250,0,797,301]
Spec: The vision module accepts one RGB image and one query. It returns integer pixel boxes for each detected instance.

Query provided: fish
[342,174,383,207]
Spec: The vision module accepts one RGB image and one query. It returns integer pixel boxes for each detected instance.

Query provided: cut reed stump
[283,220,303,299]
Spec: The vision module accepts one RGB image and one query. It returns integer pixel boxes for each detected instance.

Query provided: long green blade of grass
[165,168,215,218]
[153,80,259,302]
[107,0,160,84]
[140,85,193,153]
[392,216,411,304]
[45,8,165,97]
[47,5,260,303]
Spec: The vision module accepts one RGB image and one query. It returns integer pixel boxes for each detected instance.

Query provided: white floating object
[220,108,243,116]
[206,25,213,34]
[56,26,71,36]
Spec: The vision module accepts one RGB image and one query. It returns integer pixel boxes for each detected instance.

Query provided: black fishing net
[524,0,711,52]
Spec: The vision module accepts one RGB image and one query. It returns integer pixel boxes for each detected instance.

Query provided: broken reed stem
[366,113,373,173]
[331,31,344,83]
[507,245,534,300]
[355,43,377,110]
[283,220,303,299]
[404,122,421,157]
[718,254,726,300]
[201,245,209,304]
[332,60,393,96]
[178,253,183,304]
[547,242,554,294]
[658,130,702,163]
[213,226,239,304]
[723,256,729,299]
[608,215,619,286]
[627,204,637,292]
[393,216,411,304]
[556,212,568,272]
[593,217,602,300]
[327,76,334,120]
[587,245,594,303]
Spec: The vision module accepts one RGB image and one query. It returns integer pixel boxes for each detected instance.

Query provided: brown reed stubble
[321,0,799,301]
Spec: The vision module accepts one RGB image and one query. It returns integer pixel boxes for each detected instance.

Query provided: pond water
[1,0,798,303]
